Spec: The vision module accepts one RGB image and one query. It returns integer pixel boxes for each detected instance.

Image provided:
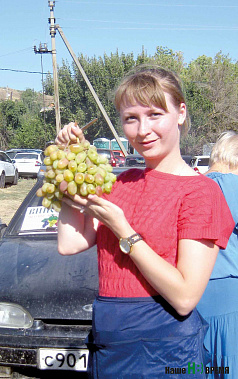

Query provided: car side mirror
[12,159,16,163]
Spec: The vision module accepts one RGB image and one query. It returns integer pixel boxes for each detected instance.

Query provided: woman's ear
[178,103,186,125]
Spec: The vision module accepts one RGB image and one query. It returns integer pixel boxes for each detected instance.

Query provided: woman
[197,131,238,379]
[55,66,234,378]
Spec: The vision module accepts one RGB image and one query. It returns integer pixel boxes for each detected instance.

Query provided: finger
[55,123,84,145]
[66,123,80,142]
[87,194,108,207]
[55,126,71,145]
[61,195,87,211]
[62,191,89,207]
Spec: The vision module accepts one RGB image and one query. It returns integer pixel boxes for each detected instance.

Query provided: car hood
[0,237,98,321]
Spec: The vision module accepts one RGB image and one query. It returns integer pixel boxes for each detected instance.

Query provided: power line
[0,68,53,75]
[61,25,238,31]
[58,1,238,8]
[0,47,33,58]
[58,18,238,30]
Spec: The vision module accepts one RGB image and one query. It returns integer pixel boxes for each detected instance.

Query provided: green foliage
[8,115,46,149]
[21,89,41,115]
[154,46,185,74]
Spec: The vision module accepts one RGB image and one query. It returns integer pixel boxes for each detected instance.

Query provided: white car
[190,155,210,174]
[14,152,44,178]
[0,151,18,188]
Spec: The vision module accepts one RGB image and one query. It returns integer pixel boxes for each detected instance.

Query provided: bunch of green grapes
[36,140,117,212]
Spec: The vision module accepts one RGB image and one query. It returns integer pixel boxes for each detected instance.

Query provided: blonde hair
[210,131,238,169]
[114,65,190,135]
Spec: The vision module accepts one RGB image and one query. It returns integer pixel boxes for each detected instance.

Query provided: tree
[9,115,46,149]
[21,89,40,115]
[183,53,238,152]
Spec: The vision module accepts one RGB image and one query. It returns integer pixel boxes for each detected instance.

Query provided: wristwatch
[119,233,143,254]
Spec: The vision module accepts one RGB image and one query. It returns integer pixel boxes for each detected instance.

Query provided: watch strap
[128,233,143,245]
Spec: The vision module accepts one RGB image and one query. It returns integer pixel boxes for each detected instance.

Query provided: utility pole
[34,43,52,144]
[48,1,61,135]
[55,25,127,156]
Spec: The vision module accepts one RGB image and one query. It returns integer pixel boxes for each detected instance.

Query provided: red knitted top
[97,168,234,297]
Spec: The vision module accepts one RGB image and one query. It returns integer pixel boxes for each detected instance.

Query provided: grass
[0,178,37,225]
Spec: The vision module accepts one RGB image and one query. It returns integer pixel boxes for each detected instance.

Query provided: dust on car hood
[0,238,98,320]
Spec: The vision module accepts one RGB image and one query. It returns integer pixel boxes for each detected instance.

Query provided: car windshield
[5,152,16,159]
[15,153,38,160]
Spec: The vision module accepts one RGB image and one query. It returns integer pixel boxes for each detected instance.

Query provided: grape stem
[81,118,98,131]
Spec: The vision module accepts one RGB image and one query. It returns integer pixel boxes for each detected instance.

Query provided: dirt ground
[0,178,37,225]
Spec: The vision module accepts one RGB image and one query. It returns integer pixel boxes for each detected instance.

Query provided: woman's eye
[151,112,162,117]
[125,115,136,121]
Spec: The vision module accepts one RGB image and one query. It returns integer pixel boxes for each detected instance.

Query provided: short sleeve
[177,176,235,249]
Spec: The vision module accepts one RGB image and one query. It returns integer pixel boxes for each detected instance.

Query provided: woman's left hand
[61,193,133,239]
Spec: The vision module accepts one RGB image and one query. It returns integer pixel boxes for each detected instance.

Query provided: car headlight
[0,303,33,329]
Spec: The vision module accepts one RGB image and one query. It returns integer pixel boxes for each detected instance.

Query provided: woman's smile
[139,138,160,148]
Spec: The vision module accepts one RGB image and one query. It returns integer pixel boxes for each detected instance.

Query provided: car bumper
[18,170,40,176]
[0,321,91,368]
[0,346,36,367]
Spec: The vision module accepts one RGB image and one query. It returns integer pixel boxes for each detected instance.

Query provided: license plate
[37,348,89,371]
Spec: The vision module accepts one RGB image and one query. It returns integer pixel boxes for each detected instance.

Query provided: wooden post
[55,24,128,156]
[48,1,61,135]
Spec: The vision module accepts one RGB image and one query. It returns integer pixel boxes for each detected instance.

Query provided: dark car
[125,154,146,167]
[181,155,193,165]
[0,177,99,378]
[125,154,191,168]
[0,165,138,378]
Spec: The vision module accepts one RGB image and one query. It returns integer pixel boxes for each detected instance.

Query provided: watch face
[119,239,131,254]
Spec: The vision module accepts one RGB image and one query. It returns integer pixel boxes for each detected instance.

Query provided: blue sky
[1,0,238,92]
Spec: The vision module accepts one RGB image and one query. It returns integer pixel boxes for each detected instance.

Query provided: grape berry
[36,141,117,212]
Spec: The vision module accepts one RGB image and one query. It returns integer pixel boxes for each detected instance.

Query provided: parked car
[114,155,124,167]
[37,163,47,179]
[190,155,210,174]
[112,151,126,166]
[5,149,43,160]
[14,152,44,178]
[0,167,136,377]
[96,148,117,167]
[0,177,96,378]
[125,154,146,167]
[0,151,18,188]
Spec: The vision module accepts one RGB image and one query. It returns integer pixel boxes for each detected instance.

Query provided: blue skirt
[85,296,210,378]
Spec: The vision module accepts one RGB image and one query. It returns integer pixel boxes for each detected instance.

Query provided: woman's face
[120,92,186,168]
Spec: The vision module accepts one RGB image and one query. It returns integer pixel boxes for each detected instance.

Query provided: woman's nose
[138,117,151,136]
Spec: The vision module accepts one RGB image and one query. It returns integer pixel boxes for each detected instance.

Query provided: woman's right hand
[55,122,85,147]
